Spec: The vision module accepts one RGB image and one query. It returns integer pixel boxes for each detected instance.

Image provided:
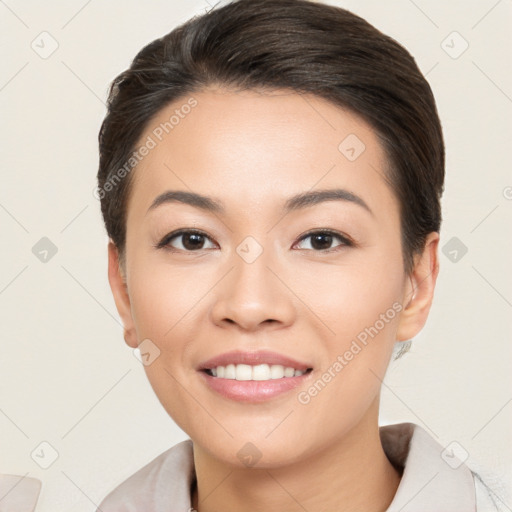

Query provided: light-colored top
[0,474,41,512]
[97,422,499,511]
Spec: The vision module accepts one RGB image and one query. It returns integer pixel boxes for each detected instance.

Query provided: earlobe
[107,241,139,349]
[396,232,440,342]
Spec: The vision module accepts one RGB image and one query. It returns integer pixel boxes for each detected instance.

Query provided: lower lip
[199,371,311,403]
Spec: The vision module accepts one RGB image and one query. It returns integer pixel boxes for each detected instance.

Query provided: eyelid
[155,228,216,250]
[156,227,354,252]
[294,228,354,250]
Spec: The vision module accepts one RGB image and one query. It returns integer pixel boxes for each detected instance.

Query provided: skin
[108,87,439,512]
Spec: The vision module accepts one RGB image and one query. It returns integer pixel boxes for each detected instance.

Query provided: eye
[294,229,353,252]
[156,229,217,252]
[156,228,353,253]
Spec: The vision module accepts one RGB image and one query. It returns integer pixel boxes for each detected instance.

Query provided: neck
[191,400,401,512]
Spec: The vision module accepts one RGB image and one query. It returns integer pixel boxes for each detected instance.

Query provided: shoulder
[381,423,505,511]
[472,468,508,511]
[96,439,195,512]
[381,423,482,511]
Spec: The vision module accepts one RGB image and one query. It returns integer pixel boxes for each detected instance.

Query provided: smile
[197,351,314,402]
[205,363,310,380]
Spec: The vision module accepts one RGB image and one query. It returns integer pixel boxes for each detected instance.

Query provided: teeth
[225,364,236,379]
[270,364,284,379]
[284,367,295,377]
[236,364,253,381]
[208,364,307,380]
[253,364,270,381]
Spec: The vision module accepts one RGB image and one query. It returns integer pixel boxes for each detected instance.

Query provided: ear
[107,241,138,348]
[396,232,440,342]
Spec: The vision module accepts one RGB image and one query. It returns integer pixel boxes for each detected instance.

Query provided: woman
[95,0,499,509]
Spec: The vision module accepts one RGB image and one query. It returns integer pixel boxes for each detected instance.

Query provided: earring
[393,339,412,360]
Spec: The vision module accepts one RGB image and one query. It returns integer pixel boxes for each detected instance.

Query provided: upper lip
[197,350,312,371]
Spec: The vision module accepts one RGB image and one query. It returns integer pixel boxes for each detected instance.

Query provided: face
[109,87,437,468]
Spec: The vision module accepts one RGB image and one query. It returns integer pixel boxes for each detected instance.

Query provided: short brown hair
[97,0,444,274]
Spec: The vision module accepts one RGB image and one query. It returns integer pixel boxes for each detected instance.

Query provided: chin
[205,437,309,470]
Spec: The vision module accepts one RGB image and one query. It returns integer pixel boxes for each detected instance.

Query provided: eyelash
[155,228,354,253]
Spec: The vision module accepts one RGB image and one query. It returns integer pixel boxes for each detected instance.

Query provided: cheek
[128,261,212,341]
[293,246,404,408]
[127,265,205,430]
[296,250,405,343]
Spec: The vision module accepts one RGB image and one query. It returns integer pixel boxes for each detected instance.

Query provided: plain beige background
[1,0,511,510]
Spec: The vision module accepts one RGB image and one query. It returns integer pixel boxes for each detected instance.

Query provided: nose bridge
[210,234,295,330]
[230,235,276,305]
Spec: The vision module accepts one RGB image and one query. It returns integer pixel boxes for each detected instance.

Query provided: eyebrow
[147,188,373,216]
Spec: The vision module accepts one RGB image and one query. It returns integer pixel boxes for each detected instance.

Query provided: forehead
[126,87,397,221]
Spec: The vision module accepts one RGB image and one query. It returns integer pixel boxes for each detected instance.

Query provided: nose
[210,248,296,332]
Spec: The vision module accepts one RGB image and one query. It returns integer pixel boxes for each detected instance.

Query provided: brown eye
[157,230,216,251]
[295,230,352,252]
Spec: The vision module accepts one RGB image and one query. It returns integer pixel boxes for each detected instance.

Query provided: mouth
[197,351,313,402]
[202,364,313,380]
